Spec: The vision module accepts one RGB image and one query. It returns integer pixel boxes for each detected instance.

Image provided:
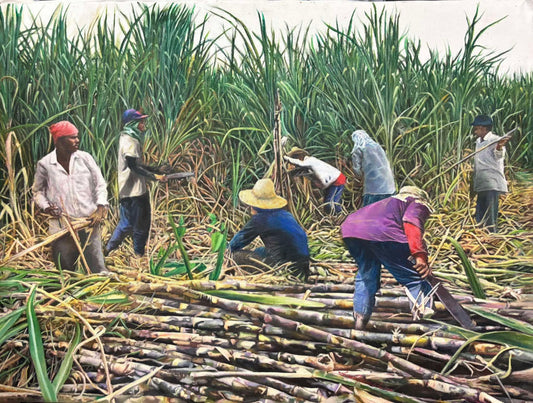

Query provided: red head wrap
[49,121,78,143]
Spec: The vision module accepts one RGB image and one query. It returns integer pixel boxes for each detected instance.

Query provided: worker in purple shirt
[229,178,310,278]
[341,186,433,329]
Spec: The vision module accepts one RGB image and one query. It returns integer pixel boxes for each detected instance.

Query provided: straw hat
[239,178,287,209]
[286,147,309,159]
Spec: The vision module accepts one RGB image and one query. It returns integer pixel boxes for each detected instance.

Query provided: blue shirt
[229,208,309,263]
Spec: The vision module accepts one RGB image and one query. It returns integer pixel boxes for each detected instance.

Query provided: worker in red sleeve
[284,147,346,214]
[340,186,433,329]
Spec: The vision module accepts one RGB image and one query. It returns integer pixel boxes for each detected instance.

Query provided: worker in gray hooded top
[351,129,396,206]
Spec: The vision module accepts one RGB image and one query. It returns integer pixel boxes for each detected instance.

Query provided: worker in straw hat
[341,186,434,330]
[32,121,109,273]
[229,178,310,277]
[284,147,346,214]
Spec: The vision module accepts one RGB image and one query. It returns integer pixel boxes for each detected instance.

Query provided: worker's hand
[44,205,62,217]
[89,205,108,227]
[413,255,431,279]
[496,136,511,150]
[155,174,168,183]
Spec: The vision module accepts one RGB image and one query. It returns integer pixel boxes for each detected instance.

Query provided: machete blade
[426,275,476,330]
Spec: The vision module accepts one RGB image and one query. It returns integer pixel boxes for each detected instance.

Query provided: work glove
[89,205,108,227]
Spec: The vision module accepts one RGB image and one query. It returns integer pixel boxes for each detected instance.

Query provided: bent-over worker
[341,186,433,329]
[284,147,346,214]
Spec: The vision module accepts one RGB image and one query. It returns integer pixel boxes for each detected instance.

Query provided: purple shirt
[341,196,430,243]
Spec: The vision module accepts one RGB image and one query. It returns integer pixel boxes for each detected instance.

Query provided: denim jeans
[362,193,394,207]
[343,238,431,318]
[324,184,345,214]
[475,190,500,233]
[106,193,151,256]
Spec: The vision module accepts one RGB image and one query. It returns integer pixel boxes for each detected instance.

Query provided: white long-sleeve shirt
[33,150,108,220]
[285,156,341,188]
[473,132,508,193]
[351,142,396,195]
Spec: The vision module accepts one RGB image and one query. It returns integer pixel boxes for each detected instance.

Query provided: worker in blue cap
[471,114,510,232]
[105,109,168,258]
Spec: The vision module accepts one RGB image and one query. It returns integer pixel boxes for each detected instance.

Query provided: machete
[165,172,194,180]
[425,274,476,330]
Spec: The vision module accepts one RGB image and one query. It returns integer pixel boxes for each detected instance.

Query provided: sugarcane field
[1,1,533,402]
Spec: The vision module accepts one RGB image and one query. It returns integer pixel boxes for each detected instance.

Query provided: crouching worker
[284,147,346,214]
[32,121,109,273]
[340,186,433,329]
[229,178,310,278]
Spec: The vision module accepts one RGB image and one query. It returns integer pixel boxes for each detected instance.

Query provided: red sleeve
[403,222,427,258]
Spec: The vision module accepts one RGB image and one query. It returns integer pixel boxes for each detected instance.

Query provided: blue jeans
[362,193,394,207]
[324,184,344,214]
[106,193,151,256]
[475,190,500,233]
[343,238,431,319]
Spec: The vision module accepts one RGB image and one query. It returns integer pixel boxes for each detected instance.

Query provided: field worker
[284,147,346,214]
[105,109,167,257]
[229,178,310,277]
[32,121,109,273]
[471,115,510,233]
[341,186,433,330]
[351,129,396,206]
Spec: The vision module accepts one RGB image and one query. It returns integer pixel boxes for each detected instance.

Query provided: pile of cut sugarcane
[1,260,532,402]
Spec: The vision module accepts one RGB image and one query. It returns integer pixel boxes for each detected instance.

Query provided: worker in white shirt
[32,121,109,273]
[471,115,510,232]
[284,147,346,214]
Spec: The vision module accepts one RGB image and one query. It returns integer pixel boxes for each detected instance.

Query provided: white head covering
[393,186,433,212]
[351,130,373,154]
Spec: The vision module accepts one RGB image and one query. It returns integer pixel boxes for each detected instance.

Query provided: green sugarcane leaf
[442,330,533,375]
[0,323,28,346]
[27,287,57,402]
[164,262,207,277]
[53,323,81,394]
[447,236,486,299]
[204,290,326,308]
[211,232,223,252]
[0,307,24,345]
[465,305,533,335]
[86,291,130,305]
[210,224,228,281]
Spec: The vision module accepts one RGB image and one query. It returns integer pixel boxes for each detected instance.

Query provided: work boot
[354,313,370,330]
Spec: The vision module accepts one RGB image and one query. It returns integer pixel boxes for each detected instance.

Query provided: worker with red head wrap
[32,121,109,273]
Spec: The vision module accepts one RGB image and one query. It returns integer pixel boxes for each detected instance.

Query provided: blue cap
[471,115,493,126]
[122,109,148,124]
